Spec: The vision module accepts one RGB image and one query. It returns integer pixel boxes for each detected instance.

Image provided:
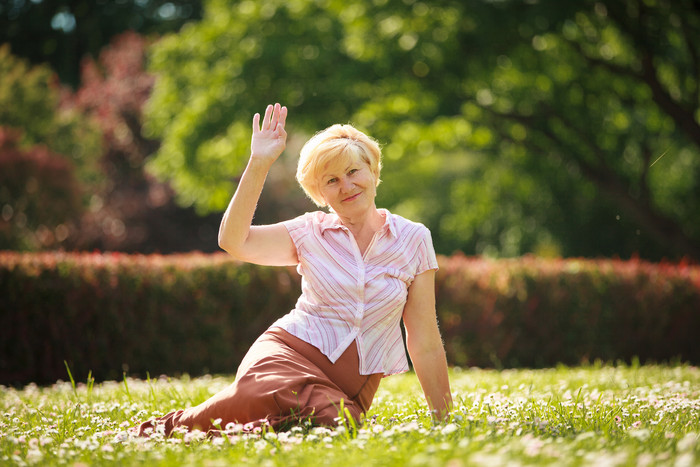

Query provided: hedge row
[1,252,698,385]
[0,252,300,386]
[437,254,700,368]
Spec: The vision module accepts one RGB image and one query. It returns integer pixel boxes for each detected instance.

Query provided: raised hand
[218,102,296,265]
[251,103,288,165]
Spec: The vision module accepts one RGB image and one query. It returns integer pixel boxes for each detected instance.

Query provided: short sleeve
[281,212,312,249]
[415,225,439,275]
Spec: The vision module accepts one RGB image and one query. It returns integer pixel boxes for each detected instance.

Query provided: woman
[137,103,452,435]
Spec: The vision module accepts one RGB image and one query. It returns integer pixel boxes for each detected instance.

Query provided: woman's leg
[267,328,383,425]
[136,328,382,435]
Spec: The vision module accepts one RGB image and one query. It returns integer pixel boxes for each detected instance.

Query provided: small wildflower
[184,430,206,443]
[113,431,129,443]
[523,436,545,457]
[225,422,240,432]
[677,433,698,452]
[212,437,225,447]
[26,448,43,462]
[442,423,459,435]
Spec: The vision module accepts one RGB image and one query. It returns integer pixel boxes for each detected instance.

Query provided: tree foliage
[0,128,82,250]
[0,45,101,250]
[0,44,102,187]
[61,32,222,253]
[0,0,202,86]
[458,0,700,259]
[141,0,698,259]
[0,35,221,252]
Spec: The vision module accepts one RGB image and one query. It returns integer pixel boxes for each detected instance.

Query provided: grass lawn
[1,364,698,466]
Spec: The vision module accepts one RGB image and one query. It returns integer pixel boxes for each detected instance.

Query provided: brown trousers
[137,327,383,435]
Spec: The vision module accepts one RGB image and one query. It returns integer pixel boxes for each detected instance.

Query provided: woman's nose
[340,177,353,191]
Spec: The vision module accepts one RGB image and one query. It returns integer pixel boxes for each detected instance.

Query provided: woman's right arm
[218,103,298,266]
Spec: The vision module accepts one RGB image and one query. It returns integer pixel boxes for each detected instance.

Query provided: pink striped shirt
[270,208,438,376]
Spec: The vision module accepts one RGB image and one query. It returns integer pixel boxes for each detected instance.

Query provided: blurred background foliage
[1,0,698,260]
[0,0,202,87]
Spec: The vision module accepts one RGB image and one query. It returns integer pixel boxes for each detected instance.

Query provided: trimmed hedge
[0,252,300,386]
[1,252,698,385]
[437,254,700,368]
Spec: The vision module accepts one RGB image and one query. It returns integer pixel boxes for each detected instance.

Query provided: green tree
[454,0,700,259]
[0,0,202,86]
[144,0,372,213]
[143,0,699,260]
[0,44,102,187]
[0,45,101,250]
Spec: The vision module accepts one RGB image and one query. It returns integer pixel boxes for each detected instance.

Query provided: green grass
[2,364,699,466]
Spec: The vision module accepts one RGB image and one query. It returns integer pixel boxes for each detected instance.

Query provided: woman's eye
[348,168,358,175]
[327,178,337,184]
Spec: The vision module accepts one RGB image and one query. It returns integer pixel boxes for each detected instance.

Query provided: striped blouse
[270,208,439,376]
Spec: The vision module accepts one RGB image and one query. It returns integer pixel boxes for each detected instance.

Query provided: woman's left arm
[403,269,453,420]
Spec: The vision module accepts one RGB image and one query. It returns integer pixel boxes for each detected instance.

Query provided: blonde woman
[137,103,451,435]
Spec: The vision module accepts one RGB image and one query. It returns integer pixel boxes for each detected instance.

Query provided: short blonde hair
[296,124,382,207]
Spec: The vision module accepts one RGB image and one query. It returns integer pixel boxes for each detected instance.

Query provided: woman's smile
[319,161,378,215]
[342,192,362,203]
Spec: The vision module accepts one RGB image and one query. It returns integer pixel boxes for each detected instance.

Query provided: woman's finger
[252,112,260,133]
[278,106,288,130]
[270,103,281,129]
[262,104,273,130]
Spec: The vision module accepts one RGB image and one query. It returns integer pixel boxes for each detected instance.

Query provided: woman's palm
[251,104,287,163]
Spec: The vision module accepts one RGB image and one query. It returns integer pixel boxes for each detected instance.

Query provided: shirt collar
[319,208,397,238]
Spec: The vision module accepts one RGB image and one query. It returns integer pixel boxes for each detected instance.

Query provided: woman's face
[318,157,377,217]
